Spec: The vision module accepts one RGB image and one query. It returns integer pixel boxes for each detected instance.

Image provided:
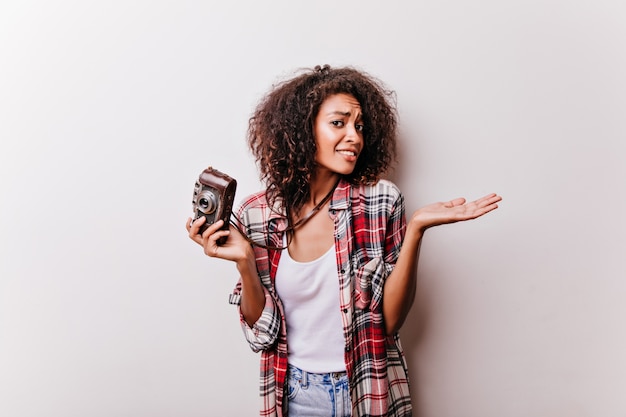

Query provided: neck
[288,175,338,229]
[308,173,340,206]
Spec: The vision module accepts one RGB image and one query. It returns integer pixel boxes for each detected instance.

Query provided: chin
[337,167,356,176]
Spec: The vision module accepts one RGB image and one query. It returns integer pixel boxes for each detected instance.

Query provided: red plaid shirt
[228,178,412,416]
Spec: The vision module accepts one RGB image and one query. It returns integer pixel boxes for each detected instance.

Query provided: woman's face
[313,93,364,177]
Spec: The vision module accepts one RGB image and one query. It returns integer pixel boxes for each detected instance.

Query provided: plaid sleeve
[239,289,281,352]
[383,183,406,276]
[229,192,282,353]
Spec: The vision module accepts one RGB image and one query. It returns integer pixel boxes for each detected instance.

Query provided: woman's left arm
[382,193,502,335]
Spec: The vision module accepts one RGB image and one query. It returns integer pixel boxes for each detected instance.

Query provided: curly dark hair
[247,64,398,214]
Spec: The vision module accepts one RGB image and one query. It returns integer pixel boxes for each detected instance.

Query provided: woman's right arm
[235,243,266,326]
[186,217,266,326]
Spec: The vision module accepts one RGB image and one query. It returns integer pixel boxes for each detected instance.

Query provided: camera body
[192,166,237,244]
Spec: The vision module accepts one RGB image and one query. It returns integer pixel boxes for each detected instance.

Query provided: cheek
[314,129,333,151]
[318,140,337,159]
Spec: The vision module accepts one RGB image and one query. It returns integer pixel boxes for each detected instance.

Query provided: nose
[345,123,361,143]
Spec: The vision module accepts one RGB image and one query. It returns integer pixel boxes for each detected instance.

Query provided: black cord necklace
[230,180,339,251]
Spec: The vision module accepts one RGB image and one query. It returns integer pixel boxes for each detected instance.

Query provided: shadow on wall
[399,263,434,417]
[382,131,408,186]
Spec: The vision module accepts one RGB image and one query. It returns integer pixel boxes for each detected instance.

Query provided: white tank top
[275,242,346,373]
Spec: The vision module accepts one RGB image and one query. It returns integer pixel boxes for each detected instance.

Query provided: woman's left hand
[410,193,502,232]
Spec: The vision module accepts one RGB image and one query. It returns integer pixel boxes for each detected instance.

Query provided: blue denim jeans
[286,364,351,417]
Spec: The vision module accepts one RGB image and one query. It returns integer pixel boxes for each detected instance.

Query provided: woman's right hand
[186,217,253,264]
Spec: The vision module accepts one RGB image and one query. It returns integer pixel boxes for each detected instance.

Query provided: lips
[337,149,358,162]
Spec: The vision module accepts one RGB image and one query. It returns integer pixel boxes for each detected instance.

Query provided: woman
[187,65,502,416]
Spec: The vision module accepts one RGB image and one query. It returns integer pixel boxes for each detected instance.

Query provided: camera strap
[231,180,339,251]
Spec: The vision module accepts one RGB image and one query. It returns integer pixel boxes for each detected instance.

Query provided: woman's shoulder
[235,190,284,225]
[345,179,404,216]
[237,190,269,211]
[354,178,403,199]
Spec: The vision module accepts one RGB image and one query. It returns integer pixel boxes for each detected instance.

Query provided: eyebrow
[325,110,362,118]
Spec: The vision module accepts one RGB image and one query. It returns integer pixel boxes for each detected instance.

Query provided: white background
[1,1,625,416]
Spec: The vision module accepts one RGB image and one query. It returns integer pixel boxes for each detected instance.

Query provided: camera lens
[196,190,217,214]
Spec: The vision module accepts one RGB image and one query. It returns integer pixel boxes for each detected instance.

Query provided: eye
[331,120,344,127]
[355,123,365,132]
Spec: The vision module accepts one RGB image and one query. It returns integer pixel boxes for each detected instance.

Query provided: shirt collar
[266,196,288,231]
[329,178,351,211]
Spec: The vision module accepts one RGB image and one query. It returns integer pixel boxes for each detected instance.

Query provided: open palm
[412,193,502,231]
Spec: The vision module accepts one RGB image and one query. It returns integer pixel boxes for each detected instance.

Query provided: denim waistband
[288,364,348,385]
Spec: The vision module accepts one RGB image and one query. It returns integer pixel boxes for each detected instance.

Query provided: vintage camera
[192,166,237,244]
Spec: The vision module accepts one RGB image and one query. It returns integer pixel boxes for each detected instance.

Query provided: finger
[200,220,226,247]
[491,194,503,204]
[200,219,225,240]
[188,216,206,239]
[204,230,230,257]
[188,217,203,240]
[485,193,501,203]
[469,194,500,210]
[473,204,499,219]
[447,197,466,208]
[483,195,502,209]
[471,198,501,218]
